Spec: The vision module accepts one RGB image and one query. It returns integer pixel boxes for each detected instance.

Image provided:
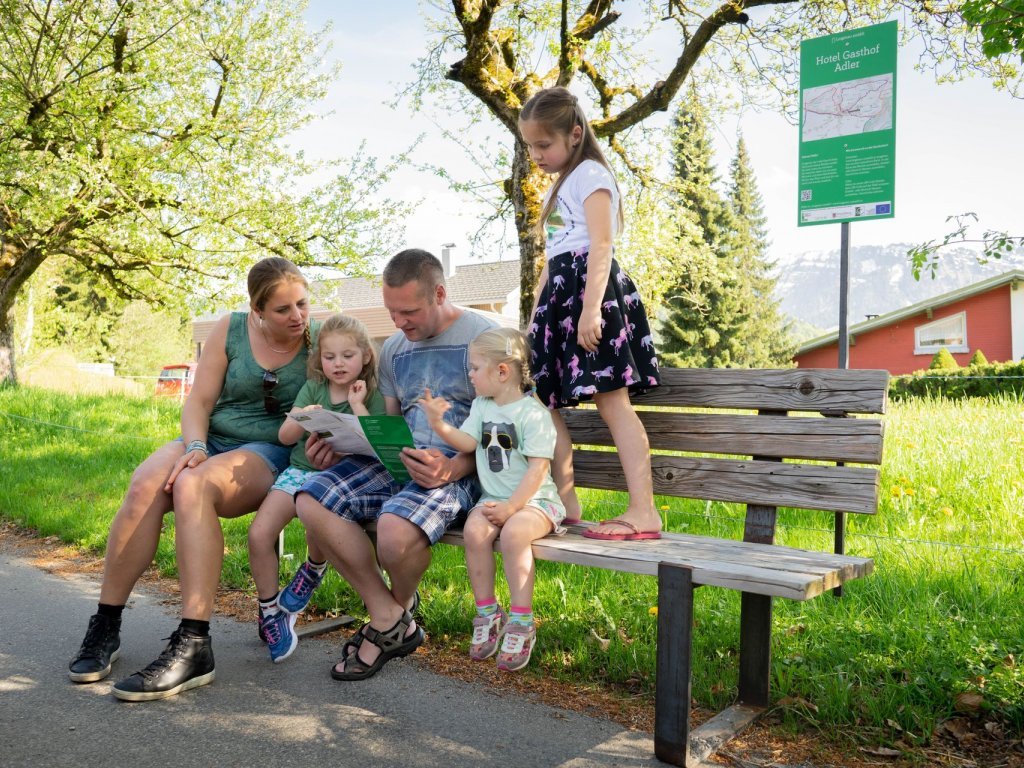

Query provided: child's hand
[289,404,322,416]
[482,500,516,526]
[418,387,451,424]
[577,304,603,353]
[348,380,367,407]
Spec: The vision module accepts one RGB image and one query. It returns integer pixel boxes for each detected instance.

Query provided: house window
[914,311,968,355]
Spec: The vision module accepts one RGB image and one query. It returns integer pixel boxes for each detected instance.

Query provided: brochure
[286,410,414,483]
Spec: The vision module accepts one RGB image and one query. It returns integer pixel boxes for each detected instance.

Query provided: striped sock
[475,597,499,618]
[307,558,328,576]
[509,605,533,627]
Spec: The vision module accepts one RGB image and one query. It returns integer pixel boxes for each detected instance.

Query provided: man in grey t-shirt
[296,248,496,681]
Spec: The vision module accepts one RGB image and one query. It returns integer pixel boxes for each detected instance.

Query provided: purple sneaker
[278,561,326,614]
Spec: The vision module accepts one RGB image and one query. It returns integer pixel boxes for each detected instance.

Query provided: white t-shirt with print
[543,159,619,257]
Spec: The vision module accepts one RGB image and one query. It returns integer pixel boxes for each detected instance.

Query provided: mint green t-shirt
[287,378,387,471]
[207,312,319,447]
[457,394,564,514]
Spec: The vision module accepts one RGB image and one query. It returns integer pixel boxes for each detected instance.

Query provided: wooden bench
[438,367,888,767]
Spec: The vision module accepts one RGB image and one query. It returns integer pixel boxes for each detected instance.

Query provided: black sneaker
[68,614,121,683]
[112,629,215,702]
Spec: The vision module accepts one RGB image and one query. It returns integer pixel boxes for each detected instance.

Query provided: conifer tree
[726,135,794,365]
[659,86,746,368]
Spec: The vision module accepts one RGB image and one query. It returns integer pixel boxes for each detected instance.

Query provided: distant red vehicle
[154,363,197,400]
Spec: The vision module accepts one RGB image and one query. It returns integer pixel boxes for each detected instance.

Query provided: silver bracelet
[185,439,208,455]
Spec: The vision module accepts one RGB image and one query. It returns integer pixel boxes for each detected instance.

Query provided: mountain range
[773,243,1024,339]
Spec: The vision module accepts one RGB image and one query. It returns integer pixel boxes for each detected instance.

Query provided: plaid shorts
[298,455,479,544]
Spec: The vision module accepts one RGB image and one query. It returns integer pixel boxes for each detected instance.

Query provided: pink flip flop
[582,519,662,541]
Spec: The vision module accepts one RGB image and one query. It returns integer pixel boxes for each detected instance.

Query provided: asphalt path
[0,545,660,768]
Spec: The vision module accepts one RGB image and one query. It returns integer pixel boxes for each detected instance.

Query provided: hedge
[889,359,1024,399]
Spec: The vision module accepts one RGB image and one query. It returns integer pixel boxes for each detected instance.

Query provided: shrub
[890,359,1024,399]
[929,347,959,370]
[969,349,989,367]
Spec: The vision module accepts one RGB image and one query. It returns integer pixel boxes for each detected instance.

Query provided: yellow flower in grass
[660,505,670,511]
[903,487,916,497]
[940,506,954,517]
[890,485,903,497]
[648,606,659,616]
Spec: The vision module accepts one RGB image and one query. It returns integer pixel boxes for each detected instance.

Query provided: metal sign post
[798,21,898,590]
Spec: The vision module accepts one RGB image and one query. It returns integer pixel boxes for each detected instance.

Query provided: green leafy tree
[411,1,1020,324]
[107,302,193,378]
[963,0,1024,60]
[0,0,407,384]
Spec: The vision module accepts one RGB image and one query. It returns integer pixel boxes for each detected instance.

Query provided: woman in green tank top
[68,257,317,702]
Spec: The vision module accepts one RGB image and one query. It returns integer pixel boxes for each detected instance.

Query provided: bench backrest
[562,368,889,544]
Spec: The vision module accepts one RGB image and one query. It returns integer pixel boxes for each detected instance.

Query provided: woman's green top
[208,312,318,447]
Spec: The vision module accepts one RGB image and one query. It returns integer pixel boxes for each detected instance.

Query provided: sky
[296,1,1024,271]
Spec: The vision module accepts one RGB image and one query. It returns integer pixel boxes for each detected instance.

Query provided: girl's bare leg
[549,409,583,522]
[463,508,501,602]
[498,509,552,608]
[588,388,661,535]
[247,489,297,601]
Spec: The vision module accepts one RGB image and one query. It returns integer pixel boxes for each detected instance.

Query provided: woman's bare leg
[98,441,182,605]
[172,450,276,620]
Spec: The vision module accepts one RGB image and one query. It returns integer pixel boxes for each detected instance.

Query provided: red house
[794,270,1024,374]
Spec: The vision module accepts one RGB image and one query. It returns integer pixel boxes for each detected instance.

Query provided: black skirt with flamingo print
[528,249,660,409]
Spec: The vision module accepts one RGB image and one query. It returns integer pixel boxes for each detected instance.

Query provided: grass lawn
[1,385,1022,743]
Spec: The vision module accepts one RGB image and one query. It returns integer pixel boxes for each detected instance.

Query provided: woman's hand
[577,304,603,353]
[163,448,208,493]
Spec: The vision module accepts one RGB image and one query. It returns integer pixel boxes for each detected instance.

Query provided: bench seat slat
[560,410,884,464]
[571,451,880,515]
[631,368,889,414]
[439,525,873,601]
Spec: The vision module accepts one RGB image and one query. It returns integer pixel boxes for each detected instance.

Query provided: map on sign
[802,73,893,142]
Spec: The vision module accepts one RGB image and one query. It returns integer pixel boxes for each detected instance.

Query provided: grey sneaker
[469,609,507,661]
[68,614,121,683]
[496,622,537,672]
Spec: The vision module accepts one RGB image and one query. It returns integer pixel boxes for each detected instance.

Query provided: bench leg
[655,562,694,767]
[738,592,773,707]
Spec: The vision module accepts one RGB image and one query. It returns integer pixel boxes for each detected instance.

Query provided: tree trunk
[0,312,15,385]
[510,141,548,326]
[0,240,47,385]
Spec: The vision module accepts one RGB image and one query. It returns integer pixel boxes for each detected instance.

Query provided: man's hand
[305,432,342,470]
[400,447,454,489]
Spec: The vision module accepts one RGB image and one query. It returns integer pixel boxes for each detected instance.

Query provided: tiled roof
[318,259,521,310]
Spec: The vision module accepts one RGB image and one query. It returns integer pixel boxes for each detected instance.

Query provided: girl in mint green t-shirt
[248,315,386,662]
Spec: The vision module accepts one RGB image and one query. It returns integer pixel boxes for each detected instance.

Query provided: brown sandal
[330,610,424,681]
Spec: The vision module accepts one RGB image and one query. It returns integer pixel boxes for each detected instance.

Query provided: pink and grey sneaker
[469,609,507,661]
[496,622,536,672]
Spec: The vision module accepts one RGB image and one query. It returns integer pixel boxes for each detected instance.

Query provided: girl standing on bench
[420,328,565,671]
[519,86,662,541]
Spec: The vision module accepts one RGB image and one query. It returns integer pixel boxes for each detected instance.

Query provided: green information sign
[798,21,897,226]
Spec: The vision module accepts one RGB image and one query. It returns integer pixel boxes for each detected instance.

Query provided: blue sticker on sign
[875,203,891,214]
